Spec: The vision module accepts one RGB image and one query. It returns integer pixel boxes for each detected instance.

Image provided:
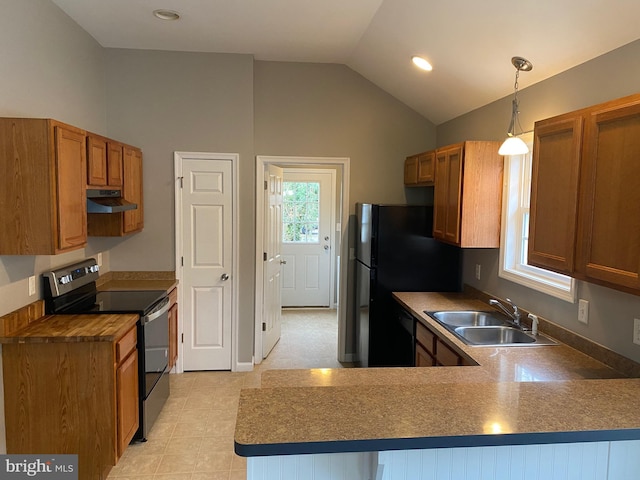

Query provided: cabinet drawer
[436,338,461,366]
[416,322,435,355]
[116,327,137,364]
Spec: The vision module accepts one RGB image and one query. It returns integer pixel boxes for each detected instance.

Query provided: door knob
[324,236,330,241]
[221,273,229,281]
[280,260,287,264]
[324,245,329,250]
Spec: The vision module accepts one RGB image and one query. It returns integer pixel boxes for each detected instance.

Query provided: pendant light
[498,56,533,156]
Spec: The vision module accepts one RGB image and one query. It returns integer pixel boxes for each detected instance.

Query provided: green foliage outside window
[283,181,320,243]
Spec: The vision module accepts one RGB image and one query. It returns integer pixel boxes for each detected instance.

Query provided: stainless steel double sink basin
[424,310,557,347]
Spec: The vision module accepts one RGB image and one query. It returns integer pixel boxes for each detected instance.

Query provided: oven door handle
[143,297,170,324]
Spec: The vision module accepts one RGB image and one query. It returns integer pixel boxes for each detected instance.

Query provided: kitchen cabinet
[168,286,178,370]
[0,118,87,254]
[528,115,583,274]
[529,93,640,294]
[433,141,503,247]
[415,320,469,367]
[87,133,124,187]
[2,321,139,479]
[88,144,144,236]
[404,150,435,186]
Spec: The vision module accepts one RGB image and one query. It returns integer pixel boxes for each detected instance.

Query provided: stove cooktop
[58,290,167,315]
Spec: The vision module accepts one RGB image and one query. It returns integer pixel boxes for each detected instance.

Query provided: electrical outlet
[578,299,589,324]
[634,319,640,346]
[97,252,102,267]
[28,276,36,296]
[475,264,481,280]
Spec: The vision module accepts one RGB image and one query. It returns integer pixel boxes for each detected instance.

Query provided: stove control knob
[59,275,72,285]
[87,265,99,273]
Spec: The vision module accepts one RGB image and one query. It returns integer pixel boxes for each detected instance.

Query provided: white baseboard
[235,358,254,372]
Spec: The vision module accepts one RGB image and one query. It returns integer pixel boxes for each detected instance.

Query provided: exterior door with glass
[281,169,335,307]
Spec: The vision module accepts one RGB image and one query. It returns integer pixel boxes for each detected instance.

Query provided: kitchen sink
[425,310,557,347]
[429,310,510,327]
[454,326,536,345]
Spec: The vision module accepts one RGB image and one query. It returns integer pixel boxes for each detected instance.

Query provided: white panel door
[281,170,335,307]
[262,164,284,358]
[181,158,233,370]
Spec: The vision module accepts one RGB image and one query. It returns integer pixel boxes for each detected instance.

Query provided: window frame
[499,132,576,303]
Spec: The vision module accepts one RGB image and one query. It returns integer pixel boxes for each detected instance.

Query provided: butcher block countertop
[235,292,640,457]
[0,313,138,343]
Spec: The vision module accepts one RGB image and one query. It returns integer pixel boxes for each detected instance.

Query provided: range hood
[86,189,137,214]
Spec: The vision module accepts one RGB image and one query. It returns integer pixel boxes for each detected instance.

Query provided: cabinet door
[54,125,87,251]
[107,141,124,187]
[417,151,435,184]
[444,146,463,245]
[577,101,640,289]
[168,303,178,370]
[415,342,435,367]
[123,146,143,233]
[435,338,461,366]
[529,116,583,274]
[87,134,107,186]
[404,155,418,185]
[433,150,448,240]
[116,350,139,459]
[434,145,464,245]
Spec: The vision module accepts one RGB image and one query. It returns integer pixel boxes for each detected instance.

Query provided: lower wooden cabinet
[415,320,470,367]
[168,287,178,370]
[2,325,139,479]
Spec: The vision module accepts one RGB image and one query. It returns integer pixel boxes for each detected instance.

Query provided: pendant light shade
[498,136,529,155]
[499,56,533,155]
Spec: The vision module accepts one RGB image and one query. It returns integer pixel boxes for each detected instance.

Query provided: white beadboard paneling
[608,440,640,479]
[380,442,612,480]
[248,452,374,480]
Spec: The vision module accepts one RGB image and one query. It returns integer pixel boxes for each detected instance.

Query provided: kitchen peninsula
[234,292,640,480]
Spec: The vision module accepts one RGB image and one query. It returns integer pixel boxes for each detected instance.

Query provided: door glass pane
[283,181,320,243]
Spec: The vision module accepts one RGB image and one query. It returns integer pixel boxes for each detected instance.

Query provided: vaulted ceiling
[52,0,640,125]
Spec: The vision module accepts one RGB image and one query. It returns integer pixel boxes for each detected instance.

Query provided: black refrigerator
[355,203,462,367]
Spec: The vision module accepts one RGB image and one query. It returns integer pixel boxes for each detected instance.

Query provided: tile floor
[107,308,349,480]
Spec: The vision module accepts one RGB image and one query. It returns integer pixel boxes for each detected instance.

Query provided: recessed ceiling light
[153,9,180,21]
[412,56,433,72]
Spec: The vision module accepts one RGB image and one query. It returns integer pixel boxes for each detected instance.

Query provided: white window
[499,132,576,303]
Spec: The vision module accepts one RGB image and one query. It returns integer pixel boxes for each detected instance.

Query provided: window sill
[498,266,576,303]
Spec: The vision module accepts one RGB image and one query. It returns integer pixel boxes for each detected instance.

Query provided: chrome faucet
[489,298,521,327]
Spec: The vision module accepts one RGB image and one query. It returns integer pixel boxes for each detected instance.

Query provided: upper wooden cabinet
[433,141,503,248]
[529,93,640,294]
[123,146,144,234]
[529,115,583,274]
[87,132,123,187]
[88,144,144,236]
[404,151,436,186]
[0,118,87,254]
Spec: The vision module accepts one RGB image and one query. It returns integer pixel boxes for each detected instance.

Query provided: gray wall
[254,61,436,208]
[437,39,640,363]
[102,48,255,361]
[0,0,109,455]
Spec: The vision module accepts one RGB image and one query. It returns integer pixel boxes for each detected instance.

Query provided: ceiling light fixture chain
[498,56,533,156]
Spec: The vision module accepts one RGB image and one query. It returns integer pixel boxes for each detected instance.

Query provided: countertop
[234,292,640,457]
[0,313,138,343]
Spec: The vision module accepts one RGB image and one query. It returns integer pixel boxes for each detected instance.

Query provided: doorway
[255,156,350,365]
[281,168,337,308]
